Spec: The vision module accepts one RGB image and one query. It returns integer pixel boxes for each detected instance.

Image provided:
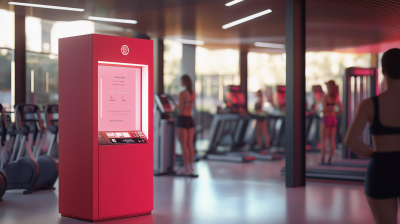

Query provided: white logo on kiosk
[121,45,129,55]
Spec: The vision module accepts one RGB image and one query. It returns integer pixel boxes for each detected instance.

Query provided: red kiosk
[58,34,153,221]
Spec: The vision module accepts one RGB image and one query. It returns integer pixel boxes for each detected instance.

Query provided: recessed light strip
[8,2,84,11]
[88,16,137,24]
[222,9,272,29]
[254,42,285,49]
[175,39,205,45]
[225,0,244,6]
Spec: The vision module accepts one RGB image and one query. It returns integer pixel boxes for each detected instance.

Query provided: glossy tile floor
[0,152,395,224]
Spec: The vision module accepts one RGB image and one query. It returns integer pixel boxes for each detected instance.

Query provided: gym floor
[0,152,389,224]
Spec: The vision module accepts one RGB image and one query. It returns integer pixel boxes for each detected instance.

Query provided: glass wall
[196,47,240,114]
[163,41,240,148]
[163,39,182,98]
[24,16,95,107]
[0,9,14,49]
[22,15,134,107]
[195,47,239,148]
[247,52,371,112]
[0,48,12,111]
[26,52,58,108]
[0,9,14,111]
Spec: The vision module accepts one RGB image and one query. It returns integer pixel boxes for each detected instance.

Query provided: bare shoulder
[359,97,373,109]
[179,91,185,100]
[358,98,374,117]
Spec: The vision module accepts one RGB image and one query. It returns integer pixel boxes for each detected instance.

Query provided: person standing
[176,75,196,175]
[345,48,400,224]
[320,80,343,165]
[254,90,270,150]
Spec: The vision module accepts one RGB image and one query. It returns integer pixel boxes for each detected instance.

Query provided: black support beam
[153,38,164,94]
[239,51,248,108]
[285,0,306,188]
[14,7,26,105]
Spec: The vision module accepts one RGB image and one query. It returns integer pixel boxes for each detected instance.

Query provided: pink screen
[98,65,141,131]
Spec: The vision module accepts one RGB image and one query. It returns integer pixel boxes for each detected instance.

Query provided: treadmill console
[155,94,173,113]
[97,64,147,145]
[276,85,286,107]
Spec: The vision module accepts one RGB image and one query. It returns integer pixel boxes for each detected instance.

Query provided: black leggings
[176,116,195,129]
[365,151,400,199]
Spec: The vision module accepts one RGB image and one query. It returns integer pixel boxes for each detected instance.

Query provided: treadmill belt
[280,165,366,181]
[206,153,255,162]
[331,159,369,168]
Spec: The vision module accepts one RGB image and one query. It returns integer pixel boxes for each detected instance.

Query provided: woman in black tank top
[345,48,400,224]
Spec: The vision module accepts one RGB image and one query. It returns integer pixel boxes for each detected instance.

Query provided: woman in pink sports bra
[319,80,343,165]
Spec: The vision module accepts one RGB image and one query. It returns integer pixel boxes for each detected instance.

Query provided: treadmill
[205,85,256,162]
[43,105,59,159]
[205,113,255,162]
[280,166,366,181]
[240,114,283,161]
[267,86,286,154]
[305,85,323,152]
[280,67,377,181]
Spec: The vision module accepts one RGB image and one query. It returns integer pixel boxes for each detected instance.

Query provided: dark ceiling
[2,0,400,53]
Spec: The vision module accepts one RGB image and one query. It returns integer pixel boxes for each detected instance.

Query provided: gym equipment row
[0,104,59,200]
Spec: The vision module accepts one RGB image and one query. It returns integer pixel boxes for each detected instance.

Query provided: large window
[0,9,14,111]
[196,47,240,114]
[163,39,183,97]
[247,51,371,112]
[0,48,12,111]
[22,15,133,107]
[26,52,58,107]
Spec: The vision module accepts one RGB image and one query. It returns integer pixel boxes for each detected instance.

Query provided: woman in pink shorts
[320,80,343,165]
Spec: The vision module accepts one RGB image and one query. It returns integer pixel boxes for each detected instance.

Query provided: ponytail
[181,74,193,94]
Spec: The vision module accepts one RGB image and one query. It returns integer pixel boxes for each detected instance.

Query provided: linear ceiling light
[88,16,137,24]
[225,0,244,6]
[8,2,84,11]
[175,39,205,45]
[222,9,272,29]
[254,42,285,49]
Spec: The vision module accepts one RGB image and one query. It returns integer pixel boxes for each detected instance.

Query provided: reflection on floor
[0,152,387,224]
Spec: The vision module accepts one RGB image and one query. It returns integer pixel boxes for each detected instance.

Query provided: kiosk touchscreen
[97,65,147,145]
[59,34,153,222]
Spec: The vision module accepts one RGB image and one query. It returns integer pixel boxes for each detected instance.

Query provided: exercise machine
[43,105,59,159]
[0,105,8,201]
[305,85,323,152]
[1,104,40,194]
[205,86,256,162]
[335,67,377,167]
[240,114,284,160]
[14,104,58,190]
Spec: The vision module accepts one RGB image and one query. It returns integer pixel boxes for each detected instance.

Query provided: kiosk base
[61,211,152,222]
